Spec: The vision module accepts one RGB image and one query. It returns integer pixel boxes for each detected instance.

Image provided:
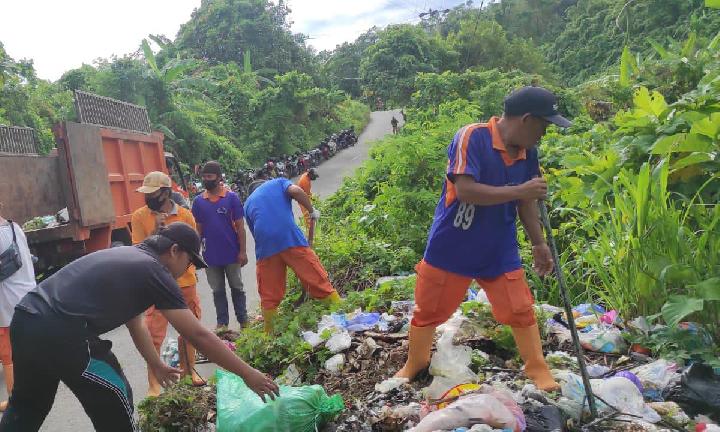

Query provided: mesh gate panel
[74,90,152,134]
[0,125,39,154]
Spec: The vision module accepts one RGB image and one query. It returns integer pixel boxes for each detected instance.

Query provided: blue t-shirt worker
[192,161,248,329]
[244,178,340,333]
[394,87,572,392]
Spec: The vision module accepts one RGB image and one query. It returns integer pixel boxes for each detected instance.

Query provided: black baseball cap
[157,222,207,269]
[504,86,572,128]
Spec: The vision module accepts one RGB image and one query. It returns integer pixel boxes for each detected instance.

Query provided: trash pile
[22,208,69,231]
[142,276,720,432]
[301,280,720,431]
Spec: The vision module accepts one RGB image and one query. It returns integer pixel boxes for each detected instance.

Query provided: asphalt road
[0,109,402,431]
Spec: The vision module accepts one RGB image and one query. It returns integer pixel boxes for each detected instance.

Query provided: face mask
[203,179,219,190]
[145,193,166,212]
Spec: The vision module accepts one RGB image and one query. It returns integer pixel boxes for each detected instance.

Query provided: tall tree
[447,16,550,76]
[321,28,380,98]
[359,25,459,107]
[176,0,315,75]
[547,0,719,84]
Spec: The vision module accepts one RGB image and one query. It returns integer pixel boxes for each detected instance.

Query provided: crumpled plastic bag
[631,359,678,400]
[161,338,179,368]
[545,319,573,345]
[409,393,520,432]
[600,310,620,325]
[586,364,611,378]
[557,371,661,423]
[466,288,490,303]
[324,354,344,373]
[426,314,478,400]
[647,401,690,425]
[479,385,526,431]
[345,311,381,332]
[318,310,381,333]
[578,325,627,353]
[216,369,344,432]
[326,330,352,353]
[301,331,323,348]
[318,314,341,334]
[375,377,409,393]
[573,303,605,316]
[277,364,302,386]
[614,371,643,393]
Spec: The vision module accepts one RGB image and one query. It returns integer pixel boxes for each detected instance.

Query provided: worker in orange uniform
[394,87,572,391]
[296,168,319,230]
[244,178,340,333]
[132,171,204,395]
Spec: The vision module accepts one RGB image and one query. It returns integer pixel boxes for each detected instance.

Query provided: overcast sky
[0,0,470,81]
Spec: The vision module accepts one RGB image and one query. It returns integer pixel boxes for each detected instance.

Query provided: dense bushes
[314,36,720,346]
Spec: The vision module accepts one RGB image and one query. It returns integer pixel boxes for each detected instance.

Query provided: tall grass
[578,160,720,336]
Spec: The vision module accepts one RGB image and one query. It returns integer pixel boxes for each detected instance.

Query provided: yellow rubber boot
[319,291,341,305]
[512,324,560,391]
[262,308,279,334]
[394,325,436,380]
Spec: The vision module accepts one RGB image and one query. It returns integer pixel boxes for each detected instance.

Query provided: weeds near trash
[624,320,720,369]
[235,276,415,378]
[138,378,216,432]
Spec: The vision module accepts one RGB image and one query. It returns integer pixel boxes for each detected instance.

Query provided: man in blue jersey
[395,87,572,391]
[244,178,341,333]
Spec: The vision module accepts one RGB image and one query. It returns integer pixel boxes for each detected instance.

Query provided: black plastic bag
[524,404,565,432]
[663,363,720,418]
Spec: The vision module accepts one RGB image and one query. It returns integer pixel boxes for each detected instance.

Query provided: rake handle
[538,199,598,418]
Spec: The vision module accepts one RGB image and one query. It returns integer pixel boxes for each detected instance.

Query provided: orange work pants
[256,247,336,310]
[145,284,202,350]
[411,260,537,328]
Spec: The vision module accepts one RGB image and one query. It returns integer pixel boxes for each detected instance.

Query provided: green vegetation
[313,11,720,358]
[138,378,215,432]
[3,0,720,372]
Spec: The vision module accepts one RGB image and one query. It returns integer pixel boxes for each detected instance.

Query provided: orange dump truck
[0,91,186,276]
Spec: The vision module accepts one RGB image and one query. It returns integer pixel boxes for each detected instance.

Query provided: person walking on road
[394,86,572,392]
[0,209,36,412]
[296,168,319,230]
[131,171,204,395]
[391,116,399,134]
[192,161,249,330]
[244,178,340,334]
[0,222,279,431]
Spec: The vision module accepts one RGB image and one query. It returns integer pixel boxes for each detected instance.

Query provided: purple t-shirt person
[192,187,244,266]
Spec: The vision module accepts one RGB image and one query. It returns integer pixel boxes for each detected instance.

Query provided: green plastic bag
[216,369,345,432]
